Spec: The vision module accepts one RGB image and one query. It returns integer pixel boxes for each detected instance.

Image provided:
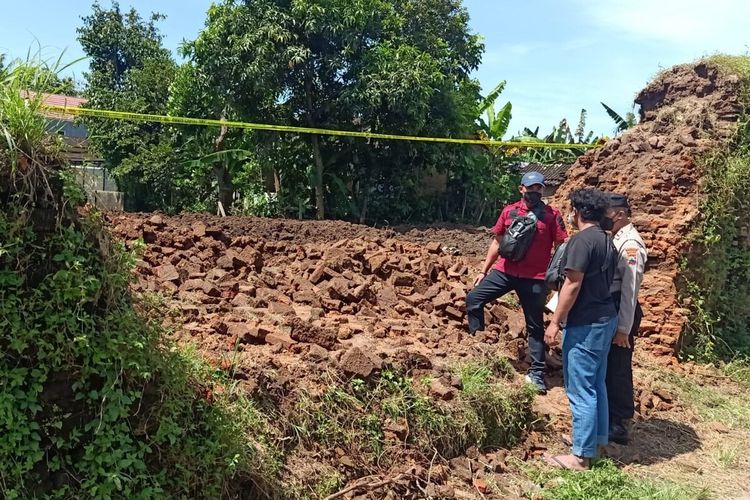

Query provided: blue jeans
[563,316,618,458]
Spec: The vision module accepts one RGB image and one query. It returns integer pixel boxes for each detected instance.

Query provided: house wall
[46,119,88,139]
[70,166,124,211]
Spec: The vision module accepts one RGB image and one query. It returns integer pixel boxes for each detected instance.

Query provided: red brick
[155,264,180,283]
[265,331,295,349]
[444,306,463,320]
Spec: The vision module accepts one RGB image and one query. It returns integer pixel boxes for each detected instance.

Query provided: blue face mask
[600,217,615,231]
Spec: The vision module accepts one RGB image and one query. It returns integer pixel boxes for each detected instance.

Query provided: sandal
[543,452,589,471]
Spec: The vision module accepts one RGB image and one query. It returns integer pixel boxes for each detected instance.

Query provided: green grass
[658,370,750,430]
[722,359,750,386]
[704,54,750,100]
[710,443,741,468]
[529,460,711,500]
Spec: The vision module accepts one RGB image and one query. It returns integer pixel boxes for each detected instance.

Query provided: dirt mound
[107,208,692,496]
[552,61,747,358]
[114,212,493,259]
[393,223,494,258]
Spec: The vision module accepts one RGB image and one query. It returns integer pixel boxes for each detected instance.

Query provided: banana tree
[601,102,637,134]
[477,80,512,141]
[509,109,599,164]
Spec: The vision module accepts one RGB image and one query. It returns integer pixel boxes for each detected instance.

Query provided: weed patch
[529,460,710,500]
[660,370,750,430]
[288,364,534,462]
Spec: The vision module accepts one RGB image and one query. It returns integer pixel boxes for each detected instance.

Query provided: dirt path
[533,355,750,499]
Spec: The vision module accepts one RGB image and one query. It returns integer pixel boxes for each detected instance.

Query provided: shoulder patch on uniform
[625,247,638,266]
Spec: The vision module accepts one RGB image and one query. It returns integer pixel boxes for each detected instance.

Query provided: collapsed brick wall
[108,212,531,397]
[551,62,746,357]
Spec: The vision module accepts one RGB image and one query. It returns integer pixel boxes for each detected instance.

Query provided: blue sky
[1,0,748,136]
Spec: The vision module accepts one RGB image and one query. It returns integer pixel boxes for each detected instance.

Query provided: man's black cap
[606,192,630,209]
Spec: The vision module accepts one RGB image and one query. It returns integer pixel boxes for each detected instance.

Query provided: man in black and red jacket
[466,171,568,394]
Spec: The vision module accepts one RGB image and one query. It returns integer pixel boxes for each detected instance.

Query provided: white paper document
[545,292,559,313]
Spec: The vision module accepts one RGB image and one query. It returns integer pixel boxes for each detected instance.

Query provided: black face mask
[600,217,614,231]
[523,191,543,206]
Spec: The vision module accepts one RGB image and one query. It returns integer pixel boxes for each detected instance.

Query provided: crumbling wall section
[552,61,746,357]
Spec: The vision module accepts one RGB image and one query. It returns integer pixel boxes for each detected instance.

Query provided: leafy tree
[184,0,487,221]
[77,1,177,211]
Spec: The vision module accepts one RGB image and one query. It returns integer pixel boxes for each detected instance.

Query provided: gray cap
[521,171,545,187]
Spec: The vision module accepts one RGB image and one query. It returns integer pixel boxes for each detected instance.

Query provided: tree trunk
[273,169,281,194]
[215,165,234,213]
[461,188,468,221]
[213,110,233,213]
[310,133,325,220]
[305,70,325,220]
[359,190,369,225]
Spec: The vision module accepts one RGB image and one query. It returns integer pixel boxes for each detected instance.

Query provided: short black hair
[606,193,630,209]
[569,188,610,222]
[606,192,633,217]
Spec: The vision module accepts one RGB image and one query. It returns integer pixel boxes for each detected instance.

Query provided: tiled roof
[21,91,87,120]
[516,162,572,185]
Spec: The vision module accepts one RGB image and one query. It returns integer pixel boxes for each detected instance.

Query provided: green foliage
[509,111,600,165]
[680,120,750,360]
[530,459,710,500]
[78,2,179,211]
[478,80,512,141]
[0,56,64,163]
[0,50,81,96]
[0,205,282,497]
[183,0,497,222]
[72,1,526,222]
[2,56,279,495]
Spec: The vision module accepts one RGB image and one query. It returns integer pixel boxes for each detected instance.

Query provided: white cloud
[578,0,750,49]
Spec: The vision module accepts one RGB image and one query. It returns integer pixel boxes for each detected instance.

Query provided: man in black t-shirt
[543,188,618,471]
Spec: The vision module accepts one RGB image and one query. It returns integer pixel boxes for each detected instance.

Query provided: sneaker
[525,374,547,394]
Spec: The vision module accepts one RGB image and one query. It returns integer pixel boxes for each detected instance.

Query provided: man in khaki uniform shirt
[603,193,647,445]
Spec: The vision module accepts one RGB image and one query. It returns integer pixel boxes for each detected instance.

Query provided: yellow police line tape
[44,104,601,150]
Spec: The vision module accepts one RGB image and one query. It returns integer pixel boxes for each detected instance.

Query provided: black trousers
[606,291,643,425]
[466,270,547,376]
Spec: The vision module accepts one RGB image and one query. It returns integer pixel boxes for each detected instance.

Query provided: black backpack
[545,241,568,291]
[545,231,615,291]
[499,204,545,262]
